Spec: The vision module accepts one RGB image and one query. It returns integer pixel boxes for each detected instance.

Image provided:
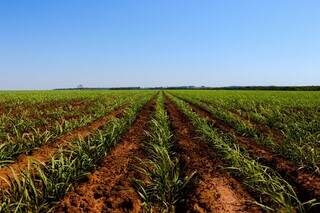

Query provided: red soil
[165,97,261,213]
[183,99,320,205]
[54,100,155,213]
[0,104,4,115]
[0,106,126,188]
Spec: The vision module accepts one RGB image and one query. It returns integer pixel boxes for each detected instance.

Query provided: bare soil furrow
[182,98,320,204]
[0,106,126,187]
[165,97,261,213]
[54,100,155,213]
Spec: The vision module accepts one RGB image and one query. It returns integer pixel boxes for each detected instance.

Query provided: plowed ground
[178,96,320,211]
[0,106,125,188]
[55,100,155,213]
[165,98,261,213]
[6,94,318,212]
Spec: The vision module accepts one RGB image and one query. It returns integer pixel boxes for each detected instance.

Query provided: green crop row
[134,93,194,212]
[0,92,138,141]
[171,91,320,174]
[0,96,127,168]
[167,94,317,212]
[169,90,320,140]
[0,93,153,212]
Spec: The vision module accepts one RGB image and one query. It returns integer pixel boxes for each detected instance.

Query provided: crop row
[134,94,194,212]
[0,90,318,212]
[0,97,129,167]
[167,93,317,212]
[0,92,154,212]
[171,90,320,174]
[0,93,129,142]
[170,90,320,145]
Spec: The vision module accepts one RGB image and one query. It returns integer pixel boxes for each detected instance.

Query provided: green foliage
[0,92,154,212]
[168,94,317,212]
[0,98,125,168]
[171,90,320,174]
[134,94,195,212]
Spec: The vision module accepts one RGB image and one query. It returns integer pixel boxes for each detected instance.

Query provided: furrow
[181,97,320,205]
[165,97,261,213]
[54,100,155,212]
[0,106,126,188]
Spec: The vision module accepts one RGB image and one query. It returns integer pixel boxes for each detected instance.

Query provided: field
[0,90,319,212]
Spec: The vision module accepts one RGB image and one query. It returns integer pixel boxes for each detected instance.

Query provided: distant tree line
[211,86,320,91]
[153,86,320,91]
[54,86,320,91]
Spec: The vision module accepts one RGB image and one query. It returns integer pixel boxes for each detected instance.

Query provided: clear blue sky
[0,0,319,89]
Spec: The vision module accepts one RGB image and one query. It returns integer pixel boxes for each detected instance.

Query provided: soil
[180,97,320,207]
[54,100,155,213]
[0,106,126,188]
[165,97,261,213]
[0,104,4,115]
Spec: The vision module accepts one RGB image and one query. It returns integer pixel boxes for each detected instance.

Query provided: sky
[0,0,319,90]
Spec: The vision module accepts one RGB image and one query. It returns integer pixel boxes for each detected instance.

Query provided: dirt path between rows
[54,100,155,213]
[180,98,320,207]
[165,97,261,213]
[0,106,126,188]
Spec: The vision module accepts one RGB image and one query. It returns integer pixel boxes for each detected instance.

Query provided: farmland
[0,90,319,212]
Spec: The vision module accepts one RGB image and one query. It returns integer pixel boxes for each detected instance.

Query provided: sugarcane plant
[167,93,318,212]
[133,94,195,212]
[0,95,152,212]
